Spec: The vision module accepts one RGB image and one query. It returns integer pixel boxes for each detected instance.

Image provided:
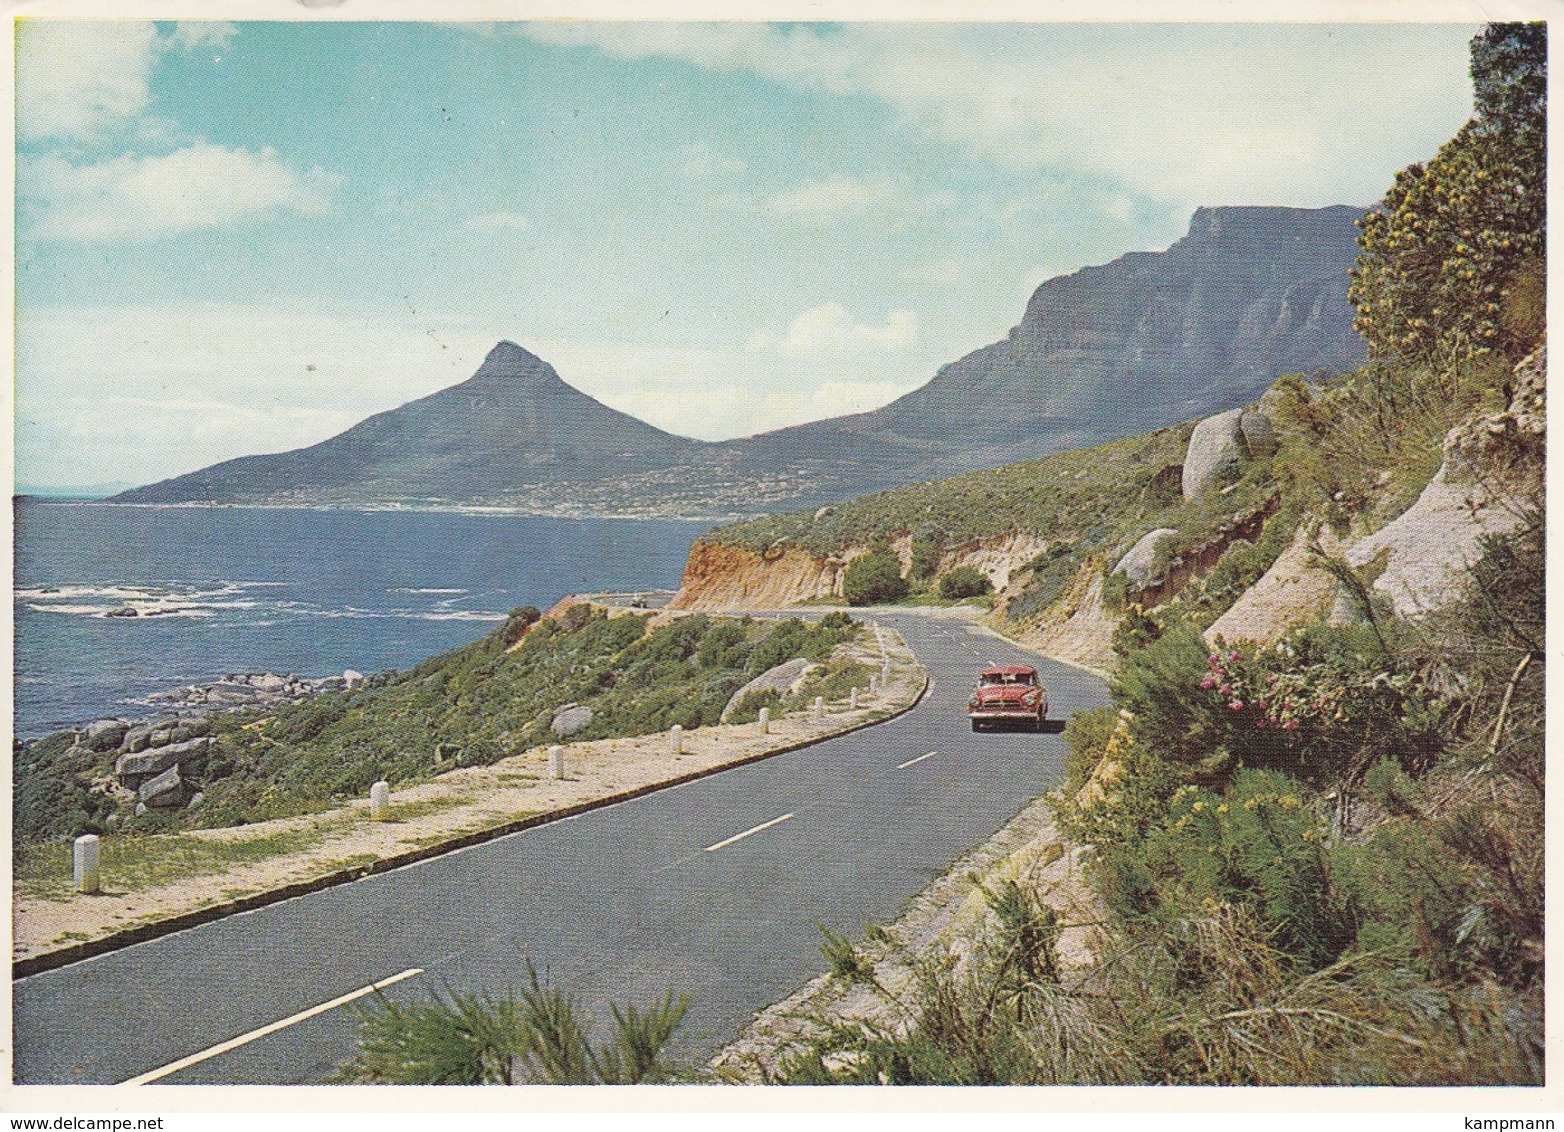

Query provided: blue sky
[15,20,1478,492]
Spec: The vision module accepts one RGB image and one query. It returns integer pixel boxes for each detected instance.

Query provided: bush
[842,552,909,606]
[937,566,992,600]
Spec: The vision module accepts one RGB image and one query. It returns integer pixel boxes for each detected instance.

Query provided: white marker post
[74,834,101,895]
[850,687,860,710]
[869,674,879,698]
[548,745,566,780]
[758,706,770,734]
[814,696,824,718]
[370,781,390,821]
[670,724,683,755]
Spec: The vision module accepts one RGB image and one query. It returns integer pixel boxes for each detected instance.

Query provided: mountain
[116,204,1367,515]
[716,205,1367,485]
[114,342,703,507]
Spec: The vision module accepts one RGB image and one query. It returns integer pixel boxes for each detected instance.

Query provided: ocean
[13,500,710,737]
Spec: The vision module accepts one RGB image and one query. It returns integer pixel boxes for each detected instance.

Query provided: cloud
[762,174,895,216]
[522,23,1474,209]
[16,303,497,489]
[514,335,927,442]
[23,144,342,241]
[749,303,918,358]
[17,21,162,142]
[169,22,239,51]
[465,211,532,231]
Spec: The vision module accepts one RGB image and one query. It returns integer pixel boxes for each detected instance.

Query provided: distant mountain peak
[464,340,568,392]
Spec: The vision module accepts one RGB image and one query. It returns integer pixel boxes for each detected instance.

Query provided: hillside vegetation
[695,22,1547,1088]
[14,606,864,848]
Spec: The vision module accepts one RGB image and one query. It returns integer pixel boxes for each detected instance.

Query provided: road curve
[14,611,1107,1085]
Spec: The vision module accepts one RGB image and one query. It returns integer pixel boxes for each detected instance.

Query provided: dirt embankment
[674,530,1054,612]
[671,542,846,611]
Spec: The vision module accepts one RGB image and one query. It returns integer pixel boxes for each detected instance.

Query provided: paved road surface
[14,611,1106,1085]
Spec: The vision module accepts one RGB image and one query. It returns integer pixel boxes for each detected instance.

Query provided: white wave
[388,587,469,595]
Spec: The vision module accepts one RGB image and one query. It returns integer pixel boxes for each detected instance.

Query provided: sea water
[13,500,710,736]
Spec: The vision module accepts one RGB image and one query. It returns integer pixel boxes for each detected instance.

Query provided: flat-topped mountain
[117,205,1367,515]
[724,205,1367,483]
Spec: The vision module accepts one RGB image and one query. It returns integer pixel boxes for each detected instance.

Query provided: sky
[14,19,1481,493]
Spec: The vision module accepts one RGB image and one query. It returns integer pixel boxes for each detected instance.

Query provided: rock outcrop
[1113,529,1179,589]
[720,658,816,722]
[1205,527,1344,647]
[673,542,848,611]
[550,704,595,738]
[1181,404,1279,499]
[1345,346,1544,619]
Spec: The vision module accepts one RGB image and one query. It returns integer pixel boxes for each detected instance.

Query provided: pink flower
[1199,676,1216,690]
[1256,718,1266,729]
[1230,651,1242,663]
[1257,699,1268,711]
[1282,720,1299,731]
[1209,655,1222,666]
[1219,684,1232,696]
[1228,699,1244,711]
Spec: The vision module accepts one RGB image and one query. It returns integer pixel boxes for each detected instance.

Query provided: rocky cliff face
[793,205,1366,473]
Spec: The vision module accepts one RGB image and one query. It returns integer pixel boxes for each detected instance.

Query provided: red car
[967,665,1049,732]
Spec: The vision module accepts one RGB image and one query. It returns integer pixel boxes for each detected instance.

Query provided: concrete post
[758,706,770,734]
[370,780,390,821]
[882,661,891,686]
[814,696,824,718]
[74,834,101,895]
[850,687,860,710]
[869,674,879,698]
[670,724,683,755]
[549,745,566,780]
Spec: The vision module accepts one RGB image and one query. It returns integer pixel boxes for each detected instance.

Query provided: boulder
[121,726,152,753]
[115,737,210,786]
[1239,409,1278,458]
[1113,529,1179,590]
[83,719,130,752]
[138,764,186,808]
[550,704,594,738]
[135,803,148,817]
[1182,408,1246,499]
[721,657,815,723]
[105,607,139,618]
[253,673,286,692]
[343,670,365,690]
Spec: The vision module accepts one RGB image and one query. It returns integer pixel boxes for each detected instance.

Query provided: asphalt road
[13,611,1107,1085]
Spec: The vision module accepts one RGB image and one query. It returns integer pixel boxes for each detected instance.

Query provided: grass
[15,822,340,900]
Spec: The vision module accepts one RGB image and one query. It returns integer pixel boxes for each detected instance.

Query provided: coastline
[20,496,750,525]
[14,622,928,973]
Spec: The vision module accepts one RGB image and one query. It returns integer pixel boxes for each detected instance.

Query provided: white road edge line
[123,967,424,1085]
[703,813,794,852]
[897,751,939,769]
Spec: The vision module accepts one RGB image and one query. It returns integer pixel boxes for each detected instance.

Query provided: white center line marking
[704,813,794,852]
[123,967,424,1085]
[897,751,939,769]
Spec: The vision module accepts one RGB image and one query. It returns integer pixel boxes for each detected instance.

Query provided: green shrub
[842,552,909,606]
[1061,705,1116,795]
[727,687,782,725]
[937,566,992,600]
